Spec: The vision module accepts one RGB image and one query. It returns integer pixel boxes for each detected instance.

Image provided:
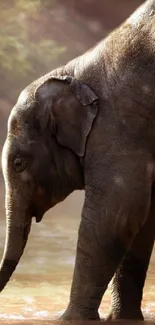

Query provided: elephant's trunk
[0,194,32,292]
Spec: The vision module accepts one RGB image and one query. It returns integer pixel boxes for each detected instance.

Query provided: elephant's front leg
[61,208,124,320]
[60,168,151,321]
[107,189,155,321]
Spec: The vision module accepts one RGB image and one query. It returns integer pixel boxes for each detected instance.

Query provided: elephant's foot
[106,309,144,322]
[60,306,100,321]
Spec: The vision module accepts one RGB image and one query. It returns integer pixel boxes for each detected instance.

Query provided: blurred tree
[0,0,66,102]
[0,0,144,105]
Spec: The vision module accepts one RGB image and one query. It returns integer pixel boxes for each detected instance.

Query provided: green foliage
[0,0,66,81]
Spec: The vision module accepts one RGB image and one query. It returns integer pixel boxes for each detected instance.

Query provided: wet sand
[0,320,155,325]
[0,192,154,323]
[0,320,154,325]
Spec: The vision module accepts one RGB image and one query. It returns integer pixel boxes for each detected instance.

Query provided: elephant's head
[0,74,98,291]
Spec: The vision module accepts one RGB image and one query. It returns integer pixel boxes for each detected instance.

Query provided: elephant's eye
[14,157,27,172]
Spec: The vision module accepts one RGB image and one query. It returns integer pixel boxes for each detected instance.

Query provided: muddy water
[0,191,154,322]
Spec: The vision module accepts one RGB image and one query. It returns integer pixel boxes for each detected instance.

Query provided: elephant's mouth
[30,205,44,223]
[35,213,43,223]
[31,192,57,223]
[33,200,57,223]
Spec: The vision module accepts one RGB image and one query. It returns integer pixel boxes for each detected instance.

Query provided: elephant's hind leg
[107,189,155,321]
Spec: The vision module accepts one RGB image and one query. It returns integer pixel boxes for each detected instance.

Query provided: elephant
[1,0,155,321]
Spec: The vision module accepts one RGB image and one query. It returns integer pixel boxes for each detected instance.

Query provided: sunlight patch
[23,296,35,304]
[33,310,49,318]
[0,313,25,320]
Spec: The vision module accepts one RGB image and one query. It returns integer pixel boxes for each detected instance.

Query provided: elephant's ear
[35,75,98,157]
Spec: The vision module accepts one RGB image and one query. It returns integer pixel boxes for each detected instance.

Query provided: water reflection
[0,191,154,321]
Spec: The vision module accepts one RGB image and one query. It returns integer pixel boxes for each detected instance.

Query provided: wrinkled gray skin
[1,0,155,321]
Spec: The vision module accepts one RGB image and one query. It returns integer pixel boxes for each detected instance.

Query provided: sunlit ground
[0,193,154,324]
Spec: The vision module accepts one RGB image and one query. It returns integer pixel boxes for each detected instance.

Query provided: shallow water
[0,191,154,322]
